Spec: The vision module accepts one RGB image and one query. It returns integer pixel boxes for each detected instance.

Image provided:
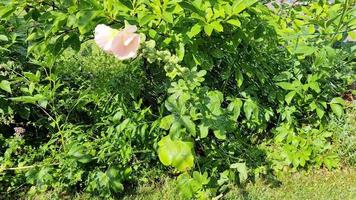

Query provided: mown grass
[121,168,356,200]
[33,167,355,200]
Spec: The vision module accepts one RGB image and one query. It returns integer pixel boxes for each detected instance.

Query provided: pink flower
[110,25,141,60]
[94,24,119,53]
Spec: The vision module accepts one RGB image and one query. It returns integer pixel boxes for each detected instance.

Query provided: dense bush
[0,0,355,199]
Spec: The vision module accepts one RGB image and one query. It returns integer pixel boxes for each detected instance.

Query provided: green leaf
[330,103,343,118]
[285,91,296,105]
[177,43,185,61]
[213,130,226,140]
[227,98,243,121]
[227,19,241,27]
[309,82,321,93]
[204,24,214,36]
[232,0,258,15]
[243,99,258,120]
[316,105,325,119]
[0,80,12,94]
[139,14,156,26]
[160,114,174,130]
[210,21,223,32]
[162,12,173,23]
[207,91,224,115]
[235,69,244,87]
[294,45,316,56]
[24,72,40,82]
[65,33,81,51]
[331,97,345,105]
[0,6,15,19]
[181,116,196,137]
[0,35,8,41]
[199,123,209,138]
[230,162,248,183]
[276,82,296,90]
[178,2,204,17]
[157,136,194,171]
[187,24,202,38]
[76,10,102,34]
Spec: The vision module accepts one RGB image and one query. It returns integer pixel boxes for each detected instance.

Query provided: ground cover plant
[0,0,355,199]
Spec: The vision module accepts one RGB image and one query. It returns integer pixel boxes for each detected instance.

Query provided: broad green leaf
[160,114,174,130]
[232,0,258,15]
[227,19,241,27]
[162,12,173,23]
[309,82,321,93]
[178,2,205,17]
[0,80,12,94]
[199,123,209,138]
[24,72,40,82]
[204,24,214,36]
[210,21,223,32]
[139,14,156,26]
[330,103,343,118]
[0,35,8,41]
[207,91,224,115]
[157,136,194,171]
[230,162,248,183]
[276,82,296,91]
[213,130,226,140]
[243,99,258,120]
[294,45,315,56]
[0,6,15,19]
[227,98,243,121]
[331,97,345,105]
[65,33,81,51]
[76,10,102,34]
[187,24,202,38]
[285,91,296,105]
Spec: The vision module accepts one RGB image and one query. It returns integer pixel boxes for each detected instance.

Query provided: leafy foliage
[0,0,355,199]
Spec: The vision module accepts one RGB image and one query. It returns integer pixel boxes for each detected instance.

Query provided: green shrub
[0,0,355,199]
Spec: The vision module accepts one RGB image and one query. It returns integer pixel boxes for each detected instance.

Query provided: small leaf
[235,69,243,87]
[294,45,315,56]
[285,91,296,105]
[243,99,258,120]
[227,19,241,27]
[204,24,214,36]
[199,123,209,138]
[0,80,12,94]
[309,82,321,93]
[276,82,295,90]
[227,98,243,121]
[177,43,185,61]
[187,24,202,38]
[139,14,156,26]
[316,105,325,119]
[181,116,196,137]
[213,130,226,140]
[210,21,223,32]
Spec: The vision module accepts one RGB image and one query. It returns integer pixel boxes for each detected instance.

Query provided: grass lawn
[122,168,356,200]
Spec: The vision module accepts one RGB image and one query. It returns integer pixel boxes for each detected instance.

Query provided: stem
[330,0,349,44]
[1,163,59,171]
